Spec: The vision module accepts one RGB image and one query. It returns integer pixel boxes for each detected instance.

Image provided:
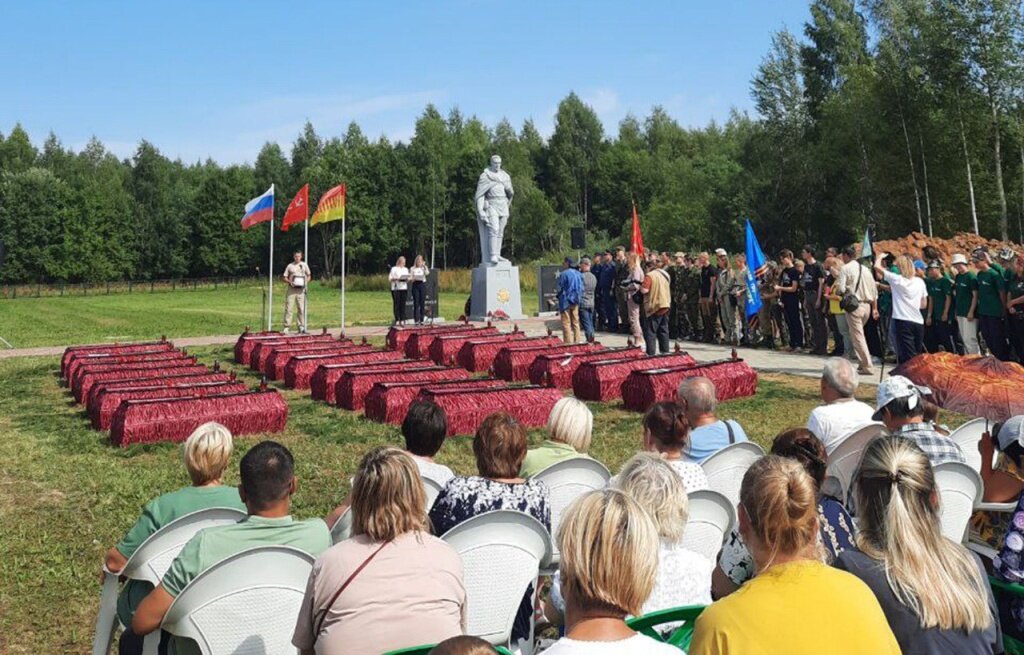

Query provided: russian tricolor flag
[241,185,275,230]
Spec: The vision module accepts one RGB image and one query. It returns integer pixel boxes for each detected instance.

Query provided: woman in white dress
[388,256,410,325]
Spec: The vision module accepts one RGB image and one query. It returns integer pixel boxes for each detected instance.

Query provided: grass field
[0,344,969,654]
[0,283,469,349]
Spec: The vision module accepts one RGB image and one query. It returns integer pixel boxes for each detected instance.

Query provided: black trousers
[925,320,956,353]
[410,282,425,323]
[892,319,924,364]
[981,315,1011,361]
[644,312,671,355]
[782,299,804,348]
[391,289,407,323]
[1009,315,1024,362]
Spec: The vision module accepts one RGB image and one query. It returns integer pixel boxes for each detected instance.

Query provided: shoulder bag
[839,264,863,313]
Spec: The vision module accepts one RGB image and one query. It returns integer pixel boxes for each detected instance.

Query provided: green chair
[626,604,706,651]
[384,645,514,655]
[990,576,1024,655]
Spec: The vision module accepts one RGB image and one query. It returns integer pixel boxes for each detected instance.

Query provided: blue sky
[0,1,812,164]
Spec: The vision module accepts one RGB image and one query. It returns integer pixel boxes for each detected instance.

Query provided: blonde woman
[691,456,899,655]
[292,447,466,654]
[837,437,1001,653]
[104,423,243,653]
[409,255,430,325]
[625,251,646,349]
[541,489,679,654]
[874,253,927,364]
[389,255,410,325]
[520,397,594,477]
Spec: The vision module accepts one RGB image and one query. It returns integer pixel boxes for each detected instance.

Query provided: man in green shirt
[1006,254,1024,362]
[972,249,1010,361]
[925,261,955,354]
[951,254,980,355]
[132,441,331,655]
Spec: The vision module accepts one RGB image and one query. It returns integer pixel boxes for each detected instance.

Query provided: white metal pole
[267,214,274,331]
[341,216,346,330]
[303,217,309,333]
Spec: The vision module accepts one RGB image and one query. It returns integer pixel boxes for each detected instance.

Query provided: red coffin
[427,327,501,365]
[248,334,337,369]
[387,323,476,352]
[86,372,233,411]
[620,359,759,412]
[419,386,564,436]
[336,366,464,411]
[62,340,173,378]
[365,377,507,424]
[310,360,418,404]
[265,342,363,380]
[457,334,553,372]
[573,352,697,402]
[284,349,402,389]
[404,325,483,360]
[110,390,288,447]
[73,358,200,403]
[92,381,248,430]
[493,342,605,382]
[65,347,179,382]
[528,347,642,388]
[233,330,283,364]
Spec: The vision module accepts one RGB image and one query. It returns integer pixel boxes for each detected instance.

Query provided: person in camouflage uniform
[683,254,702,340]
[668,252,690,340]
[758,261,788,349]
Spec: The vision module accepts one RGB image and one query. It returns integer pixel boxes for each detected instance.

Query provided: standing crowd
[554,243,1024,370]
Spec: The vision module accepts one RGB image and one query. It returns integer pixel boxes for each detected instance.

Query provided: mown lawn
[0,346,966,653]
[0,283,469,349]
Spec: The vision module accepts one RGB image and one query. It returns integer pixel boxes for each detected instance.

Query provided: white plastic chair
[934,462,983,543]
[92,507,246,655]
[530,457,611,568]
[330,507,353,545]
[159,545,314,655]
[948,417,990,474]
[823,422,885,499]
[700,442,765,510]
[681,490,736,561]
[441,510,552,648]
[422,476,444,512]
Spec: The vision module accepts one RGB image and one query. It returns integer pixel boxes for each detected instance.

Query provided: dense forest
[0,0,1022,283]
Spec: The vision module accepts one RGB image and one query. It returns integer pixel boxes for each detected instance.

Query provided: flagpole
[341,213,347,331]
[268,212,274,331]
[303,216,309,333]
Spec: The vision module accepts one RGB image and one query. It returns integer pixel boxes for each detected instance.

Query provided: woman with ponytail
[691,455,899,654]
[837,437,1002,654]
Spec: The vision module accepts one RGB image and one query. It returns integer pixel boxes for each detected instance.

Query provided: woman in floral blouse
[712,427,855,598]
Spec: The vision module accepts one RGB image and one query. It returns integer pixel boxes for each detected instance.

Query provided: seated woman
[520,397,594,478]
[292,447,466,654]
[836,437,1002,653]
[713,428,854,598]
[690,456,900,654]
[103,422,243,654]
[429,412,550,647]
[642,400,708,492]
[541,489,680,654]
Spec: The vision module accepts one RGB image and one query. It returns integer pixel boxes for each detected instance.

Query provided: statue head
[488,155,502,173]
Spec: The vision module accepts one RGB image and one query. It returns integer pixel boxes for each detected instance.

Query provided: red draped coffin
[310,360,419,404]
[248,333,338,369]
[233,330,283,364]
[73,358,200,402]
[92,381,248,430]
[387,323,476,352]
[419,385,564,436]
[494,342,605,382]
[87,371,233,409]
[404,325,483,360]
[572,352,696,402]
[336,365,465,410]
[456,333,545,372]
[364,377,507,424]
[620,359,759,412]
[261,341,355,378]
[529,347,643,388]
[427,327,501,365]
[284,348,402,389]
[62,340,173,378]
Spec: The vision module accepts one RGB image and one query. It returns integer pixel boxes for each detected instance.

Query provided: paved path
[0,316,885,383]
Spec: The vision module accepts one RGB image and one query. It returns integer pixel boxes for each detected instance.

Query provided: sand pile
[867,232,1020,262]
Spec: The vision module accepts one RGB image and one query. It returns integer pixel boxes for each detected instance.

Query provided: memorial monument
[470,155,526,319]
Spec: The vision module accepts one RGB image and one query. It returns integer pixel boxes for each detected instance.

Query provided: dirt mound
[867,231,1021,262]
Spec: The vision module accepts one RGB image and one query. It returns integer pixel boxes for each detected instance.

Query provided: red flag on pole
[281,184,309,232]
[631,202,645,256]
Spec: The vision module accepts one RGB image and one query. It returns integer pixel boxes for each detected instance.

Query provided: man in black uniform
[613,246,630,333]
[698,252,719,343]
[800,246,828,355]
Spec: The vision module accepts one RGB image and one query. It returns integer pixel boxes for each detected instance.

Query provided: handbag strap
[312,540,390,640]
[853,264,863,299]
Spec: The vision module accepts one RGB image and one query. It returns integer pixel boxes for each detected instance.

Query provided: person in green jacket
[520,397,595,477]
[925,261,955,353]
[972,249,1010,361]
[104,422,246,654]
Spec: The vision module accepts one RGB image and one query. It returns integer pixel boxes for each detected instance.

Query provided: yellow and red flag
[310,183,346,226]
[281,183,309,231]
[630,201,645,256]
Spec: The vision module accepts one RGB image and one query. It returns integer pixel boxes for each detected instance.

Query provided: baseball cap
[972,247,988,260]
[873,375,925,421]
[564,256,576,267]
[995,416,1024,451]
[714,248,728,257]
[913,260,926,270]
[580,256,591,265]
[927,260,942,270]
[674,251,685,258]
[951,254,968,266]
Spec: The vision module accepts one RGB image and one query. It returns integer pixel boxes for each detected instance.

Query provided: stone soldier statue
[474,155,514,265]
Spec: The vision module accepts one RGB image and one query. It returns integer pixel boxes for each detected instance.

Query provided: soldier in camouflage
[613,246,630,333]
[757,261,788,349]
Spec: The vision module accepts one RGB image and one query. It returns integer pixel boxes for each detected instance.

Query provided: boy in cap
[951,253,980,355]
[925,260,956,353]
[972,249,1011,360]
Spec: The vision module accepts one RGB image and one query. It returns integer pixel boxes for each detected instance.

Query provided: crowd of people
[554,243,1024,371]
[105,360,1024,654]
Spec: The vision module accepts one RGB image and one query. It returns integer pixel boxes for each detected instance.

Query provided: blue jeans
[580,307,595,341]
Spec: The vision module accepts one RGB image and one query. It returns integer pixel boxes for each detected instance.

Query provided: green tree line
[1,0,1022,284]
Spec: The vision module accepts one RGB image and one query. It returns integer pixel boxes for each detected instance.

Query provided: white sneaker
[283,328,290,335]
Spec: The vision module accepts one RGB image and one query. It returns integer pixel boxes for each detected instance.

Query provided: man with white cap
[874,376,965,467]
[951,253,979,355]
[979,416,1024,504]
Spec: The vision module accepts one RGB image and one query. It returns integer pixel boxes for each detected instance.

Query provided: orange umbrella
[892,352,1024,421]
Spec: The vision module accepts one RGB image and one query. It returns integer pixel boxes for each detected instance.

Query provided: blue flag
[861,228,873,259]
[744,219,767,319]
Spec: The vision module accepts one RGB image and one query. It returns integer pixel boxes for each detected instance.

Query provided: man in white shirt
[807,358,875,454]
[836,246,879,376]
[282,251,312,334]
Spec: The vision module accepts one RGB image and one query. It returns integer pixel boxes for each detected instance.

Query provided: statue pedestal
[470,262,526,321]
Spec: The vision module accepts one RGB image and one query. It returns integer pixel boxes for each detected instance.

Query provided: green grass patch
[0,348,967,653]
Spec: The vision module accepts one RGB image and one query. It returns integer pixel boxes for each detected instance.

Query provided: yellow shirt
[689,560,900,655]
